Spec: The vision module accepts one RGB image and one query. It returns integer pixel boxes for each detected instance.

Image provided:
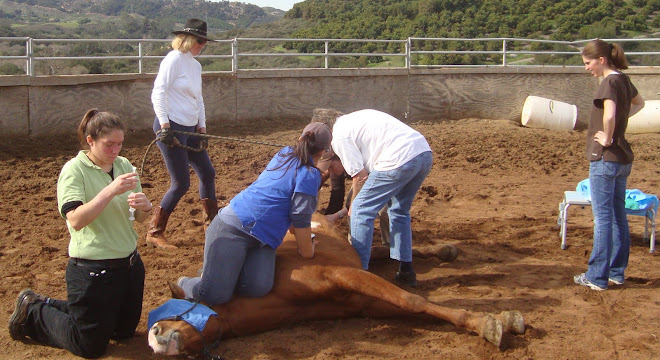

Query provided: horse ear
[168,281,186,299]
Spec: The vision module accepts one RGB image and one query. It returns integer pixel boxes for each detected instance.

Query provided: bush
[0,62,24,75]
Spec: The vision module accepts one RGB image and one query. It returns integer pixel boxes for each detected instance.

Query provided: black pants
[25,254,145,358]
[325,171,349,214]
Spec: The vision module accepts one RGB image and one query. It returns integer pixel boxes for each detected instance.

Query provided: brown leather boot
[146,206,176,249]
[201,198,218,232]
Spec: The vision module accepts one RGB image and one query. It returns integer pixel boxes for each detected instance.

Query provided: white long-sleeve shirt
[151,50,206,128]
[331,109,431,177]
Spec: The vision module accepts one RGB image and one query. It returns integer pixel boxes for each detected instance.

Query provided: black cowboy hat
[172,18,216,42]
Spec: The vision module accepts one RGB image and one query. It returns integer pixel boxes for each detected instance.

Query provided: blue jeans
[153,118,216,213]
[350,151,433,270]
[179,215,276,305]
[586,159,632,288]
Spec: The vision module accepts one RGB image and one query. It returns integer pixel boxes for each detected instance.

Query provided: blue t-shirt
[230,147,321,249]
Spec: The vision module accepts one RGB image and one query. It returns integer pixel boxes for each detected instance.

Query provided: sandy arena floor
[1,118,659,359]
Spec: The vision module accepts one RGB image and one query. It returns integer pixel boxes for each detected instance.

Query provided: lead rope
[171,130,287,151]
[198,324,223,360]
[138,130,286,177]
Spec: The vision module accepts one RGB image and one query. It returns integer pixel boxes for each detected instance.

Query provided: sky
[232,0,301,11]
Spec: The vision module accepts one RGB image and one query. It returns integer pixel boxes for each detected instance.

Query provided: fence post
[232,38,238,73]
[406,37,411,69]
[138,41,143,74]
[27,38,33,76]
[324,41,329,69]
[502,39,507,67]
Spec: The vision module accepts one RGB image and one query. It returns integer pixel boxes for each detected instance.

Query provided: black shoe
[8,289,44,340]
[394,271,417,288]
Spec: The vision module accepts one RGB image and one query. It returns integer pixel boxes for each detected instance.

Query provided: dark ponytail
[77,109,125,149]
[268,131,327,174]
[609,43,629,70]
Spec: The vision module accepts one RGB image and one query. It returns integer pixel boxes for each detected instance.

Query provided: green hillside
[286,0,660,40]
[3,0,658,41]
[246,0,659,67]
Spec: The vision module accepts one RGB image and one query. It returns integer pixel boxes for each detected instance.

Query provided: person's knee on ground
[74,334,112,359]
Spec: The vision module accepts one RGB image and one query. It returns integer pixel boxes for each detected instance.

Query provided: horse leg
[322,266,524,347]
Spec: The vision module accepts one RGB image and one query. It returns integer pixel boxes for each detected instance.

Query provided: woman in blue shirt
[178,122,332,305]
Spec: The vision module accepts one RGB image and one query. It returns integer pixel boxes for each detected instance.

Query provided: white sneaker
[177,276,189,287]
[574,273,606,291]
[608,278,624,285]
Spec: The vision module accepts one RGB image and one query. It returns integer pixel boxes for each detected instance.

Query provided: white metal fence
[0,36,658,76]
[408,37,660,68]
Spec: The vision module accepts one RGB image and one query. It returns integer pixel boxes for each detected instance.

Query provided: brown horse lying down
[148,216,525,357]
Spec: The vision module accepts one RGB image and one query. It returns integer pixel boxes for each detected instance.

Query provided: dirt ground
[1,118,659,360]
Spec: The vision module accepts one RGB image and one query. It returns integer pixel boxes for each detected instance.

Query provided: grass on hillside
[367,55,405,68]
[12,21,79,29]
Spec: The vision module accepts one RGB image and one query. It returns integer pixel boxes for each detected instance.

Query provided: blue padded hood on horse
[148,299,218,332]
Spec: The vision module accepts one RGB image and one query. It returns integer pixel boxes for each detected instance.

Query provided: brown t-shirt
[585,72,637,164]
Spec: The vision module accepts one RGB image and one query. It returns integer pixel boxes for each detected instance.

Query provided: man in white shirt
[312,108,433,287]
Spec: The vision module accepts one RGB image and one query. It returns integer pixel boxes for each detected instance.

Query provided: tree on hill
[281,0,657,66]
[285,0,655,41]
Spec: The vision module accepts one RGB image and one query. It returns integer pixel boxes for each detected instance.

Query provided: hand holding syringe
[128,166,137,221]
[124,168,152,222]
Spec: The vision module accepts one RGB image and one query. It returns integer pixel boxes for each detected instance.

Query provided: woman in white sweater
[148,18,218,249]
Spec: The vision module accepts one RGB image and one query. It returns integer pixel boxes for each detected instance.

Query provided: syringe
[128,166,137,221]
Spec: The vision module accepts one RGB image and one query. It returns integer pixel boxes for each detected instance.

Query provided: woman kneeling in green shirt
[8,109,154,358]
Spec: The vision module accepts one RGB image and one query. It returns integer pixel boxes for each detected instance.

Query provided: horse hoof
[480,314,503,348]
[498,311,525,335]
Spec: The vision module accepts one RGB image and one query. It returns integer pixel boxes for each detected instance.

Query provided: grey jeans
[179,216,276,306]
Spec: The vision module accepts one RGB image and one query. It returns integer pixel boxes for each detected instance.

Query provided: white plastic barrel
[521,95,577,131]
[626,100,660,134]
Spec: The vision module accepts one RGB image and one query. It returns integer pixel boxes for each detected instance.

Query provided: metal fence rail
[409,37,660,68]
[0,36,658,76]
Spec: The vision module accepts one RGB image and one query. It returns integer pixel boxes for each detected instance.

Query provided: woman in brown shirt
[574,39,645,291]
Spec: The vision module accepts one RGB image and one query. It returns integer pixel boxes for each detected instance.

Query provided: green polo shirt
[57,151,141,260]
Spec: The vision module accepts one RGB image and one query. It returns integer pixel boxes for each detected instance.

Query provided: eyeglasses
[196,37,207,45]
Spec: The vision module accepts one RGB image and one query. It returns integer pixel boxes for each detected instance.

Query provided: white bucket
[626,100,660,134]
[521,95,577,131]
